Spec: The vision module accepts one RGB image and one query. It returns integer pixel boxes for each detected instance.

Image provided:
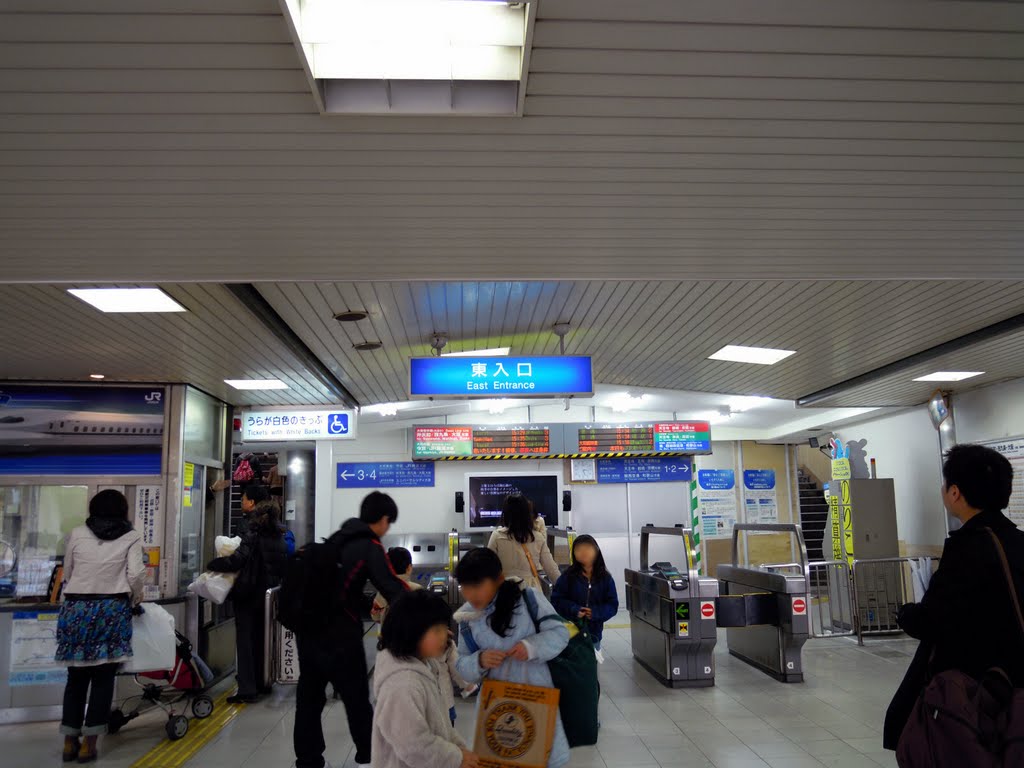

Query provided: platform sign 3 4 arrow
[336,462,435,489]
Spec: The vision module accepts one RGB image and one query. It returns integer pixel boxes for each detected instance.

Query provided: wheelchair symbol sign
[328,413,349,435]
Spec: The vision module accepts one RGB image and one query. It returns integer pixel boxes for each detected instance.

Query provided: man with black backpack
[283,492,408,768]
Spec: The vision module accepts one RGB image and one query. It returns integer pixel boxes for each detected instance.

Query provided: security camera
[430,333,449,354]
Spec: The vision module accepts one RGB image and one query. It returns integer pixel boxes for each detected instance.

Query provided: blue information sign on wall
[409,356,593,398]
[336,462,435,489]
[596,457,692,484]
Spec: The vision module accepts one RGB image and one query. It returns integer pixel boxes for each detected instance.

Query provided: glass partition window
[0,485,89,601]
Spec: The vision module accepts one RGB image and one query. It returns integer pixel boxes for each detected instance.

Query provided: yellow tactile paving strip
[129,691,245,768]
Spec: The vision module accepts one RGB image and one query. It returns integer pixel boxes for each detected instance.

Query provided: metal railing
[852,556,939,645]
[806,560,856,639]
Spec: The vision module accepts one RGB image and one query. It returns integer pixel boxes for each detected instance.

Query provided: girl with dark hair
[208,499,288,703]
[486,495,561,590]
[56,489,145,763]
[551,535,619,661]
[373,591,479,768]
[453,548,570,768]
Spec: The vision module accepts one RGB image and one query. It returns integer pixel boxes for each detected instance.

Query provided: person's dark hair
[502,494,535,544]
[943,444,1014,512]
[242,484,271,505]
[388,547,413,574]
[455,547,522,637]
[360,491,399,525]
[567,534,609,581]
[251,499,283,536]
[89,489,129,520]
[378,590,452,660]
[86,489,133,540]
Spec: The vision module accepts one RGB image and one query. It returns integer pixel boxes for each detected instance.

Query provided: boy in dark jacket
[293,492,409,768]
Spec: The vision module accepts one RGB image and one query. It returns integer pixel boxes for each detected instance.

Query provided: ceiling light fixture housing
[913,371,985,382]
[354,341,384,352]
[334,310,370,322]
[225,379,290,391]
[68,288,186,314]
[280,0,537,116]
[709,345,796,366]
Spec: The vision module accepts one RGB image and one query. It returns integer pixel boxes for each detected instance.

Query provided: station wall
[313,418,798,597]
[835,408,945,551]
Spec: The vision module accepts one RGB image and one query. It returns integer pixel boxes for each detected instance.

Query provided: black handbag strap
[984,527,1024,642]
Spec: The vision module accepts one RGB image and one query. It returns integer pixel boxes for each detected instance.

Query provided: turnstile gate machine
[625,526,720,688]
[717,523,811,683]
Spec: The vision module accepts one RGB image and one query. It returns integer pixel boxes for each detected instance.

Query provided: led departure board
[412,421,711,460]
[578,422,711,455]
[413,425,551,460]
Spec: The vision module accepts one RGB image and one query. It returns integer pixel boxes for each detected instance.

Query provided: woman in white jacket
[372,590,479,768]
[56,490,145,763]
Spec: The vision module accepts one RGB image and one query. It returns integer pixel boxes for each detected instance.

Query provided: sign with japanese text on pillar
[829,438,854,565]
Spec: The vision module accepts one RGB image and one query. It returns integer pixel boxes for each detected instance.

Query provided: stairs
[797,469,828,561]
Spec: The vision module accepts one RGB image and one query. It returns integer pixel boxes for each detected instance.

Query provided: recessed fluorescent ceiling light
[224,379,290,391]
[292,0,528,81]
[913,371,985,382]
[709,345,796,365]
[442,347,511,357]
[727,395,773,411]
[369,403,401,416]
[68,288,186,313]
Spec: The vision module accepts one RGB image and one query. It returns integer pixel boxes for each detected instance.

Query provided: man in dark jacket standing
[293,492,408,768]
[884,444,1024,750]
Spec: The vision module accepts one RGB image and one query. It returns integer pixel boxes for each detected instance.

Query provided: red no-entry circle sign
[792,597,807,615]
[700,601,715,619]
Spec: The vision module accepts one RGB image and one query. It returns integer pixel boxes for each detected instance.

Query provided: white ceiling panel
[0,284,341,406]
[0,1,1021,281]
[256,280,1024,407]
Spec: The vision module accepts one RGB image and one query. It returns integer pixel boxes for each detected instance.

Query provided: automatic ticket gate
[717,524,811,683]
[625,527,720,688]
[386,530,463,610]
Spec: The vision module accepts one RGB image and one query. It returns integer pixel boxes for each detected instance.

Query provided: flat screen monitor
[467,474,560,531]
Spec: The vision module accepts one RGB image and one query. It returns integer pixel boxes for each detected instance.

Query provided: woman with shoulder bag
[207,499,287,703]
[56,490,145,763]
[486,495,561,591]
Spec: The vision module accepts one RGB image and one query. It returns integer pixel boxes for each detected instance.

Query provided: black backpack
[277,541,340,633]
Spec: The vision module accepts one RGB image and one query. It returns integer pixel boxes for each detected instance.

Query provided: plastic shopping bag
[188,571,236,604]
[187,535,241,604]
[122,603,176,673]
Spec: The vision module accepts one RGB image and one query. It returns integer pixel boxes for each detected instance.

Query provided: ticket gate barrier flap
[717,564,810,683]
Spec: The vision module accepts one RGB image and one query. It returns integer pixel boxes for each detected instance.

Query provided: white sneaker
[594,648,605,664]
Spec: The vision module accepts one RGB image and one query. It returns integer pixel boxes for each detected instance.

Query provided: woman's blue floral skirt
[55,597,132,664]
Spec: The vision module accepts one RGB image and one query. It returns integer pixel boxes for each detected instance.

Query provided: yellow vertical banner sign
[840,478,854,566]
[830,455,852,564]
[829,493,842,561]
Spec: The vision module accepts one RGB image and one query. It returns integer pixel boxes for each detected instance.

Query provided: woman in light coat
[454,548,570,768]
[56,489,145,763]
[486,495,561,590]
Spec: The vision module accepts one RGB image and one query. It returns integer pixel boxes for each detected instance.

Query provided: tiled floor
[0,615,914,767]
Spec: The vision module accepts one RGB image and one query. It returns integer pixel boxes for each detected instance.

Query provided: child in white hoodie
[372,590,479,768]
[372,547,477,724]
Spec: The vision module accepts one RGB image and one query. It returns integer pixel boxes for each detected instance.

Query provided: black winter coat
[208,521,288,601]
[883,509,1024,749]
[328,518,409,626]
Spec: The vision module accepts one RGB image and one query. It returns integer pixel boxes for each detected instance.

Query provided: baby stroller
[108,631,215,741]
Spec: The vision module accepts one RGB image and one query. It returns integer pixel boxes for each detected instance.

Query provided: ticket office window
[0,485,89,602]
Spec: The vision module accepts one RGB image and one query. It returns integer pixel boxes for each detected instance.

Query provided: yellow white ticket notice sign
[474,679,560,768]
